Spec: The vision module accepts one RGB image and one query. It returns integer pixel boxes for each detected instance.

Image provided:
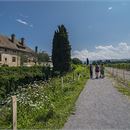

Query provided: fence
[12,96,17,130]
[106,67,130,87]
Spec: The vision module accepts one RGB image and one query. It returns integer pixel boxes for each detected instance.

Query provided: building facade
[0,34,35,67]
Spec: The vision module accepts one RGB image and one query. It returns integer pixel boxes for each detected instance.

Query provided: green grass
[0,65,89,129]
[115,84,130,97]
[117,86,130,96]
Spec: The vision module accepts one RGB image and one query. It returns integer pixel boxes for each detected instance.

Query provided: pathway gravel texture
[63,77,130,130]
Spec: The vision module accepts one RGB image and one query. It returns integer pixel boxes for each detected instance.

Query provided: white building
[0,34,35,66]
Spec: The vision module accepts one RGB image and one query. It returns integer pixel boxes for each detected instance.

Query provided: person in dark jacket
[90,64,93,79]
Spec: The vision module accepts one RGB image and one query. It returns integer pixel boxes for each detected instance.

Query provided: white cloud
[108,7,112,10]
[16,19,28,25]
[16,19,33,28]
[72,42,130,61]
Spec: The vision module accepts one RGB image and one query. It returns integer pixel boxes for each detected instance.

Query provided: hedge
[0,66,51,101]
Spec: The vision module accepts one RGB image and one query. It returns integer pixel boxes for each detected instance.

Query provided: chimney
[20,38,24,45]
[11,34,15,43]
[35,46,38,53]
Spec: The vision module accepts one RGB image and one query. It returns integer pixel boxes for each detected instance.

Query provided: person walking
[100,63,105,78]
[95,64,99,79]
[90,64,93,79]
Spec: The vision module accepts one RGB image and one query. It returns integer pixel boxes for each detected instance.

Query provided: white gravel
[63,77,130,130]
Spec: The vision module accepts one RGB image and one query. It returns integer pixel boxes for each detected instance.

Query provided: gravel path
[63,77,130,130]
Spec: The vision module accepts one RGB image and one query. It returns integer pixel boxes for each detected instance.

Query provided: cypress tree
[87,58,89,65]
[52,25,71,74]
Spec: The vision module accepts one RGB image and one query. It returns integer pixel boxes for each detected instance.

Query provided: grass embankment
[0,65,89,129]
[114,81,130,97]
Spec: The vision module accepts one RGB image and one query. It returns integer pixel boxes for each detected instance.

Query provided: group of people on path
[90,64,105,79]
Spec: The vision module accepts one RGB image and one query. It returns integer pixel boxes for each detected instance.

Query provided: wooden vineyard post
[116,68,118,80]
[78,74,80,81]
[114,68,116,79]
[112,68,114,77]
[110,67,112,75]
[73,72,75,81]
[123,70,125,84]
[12,96,17,130]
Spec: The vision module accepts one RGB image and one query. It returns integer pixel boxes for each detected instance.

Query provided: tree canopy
[52,25,71,74]
[37,51,50,64]
[72,58,82,65]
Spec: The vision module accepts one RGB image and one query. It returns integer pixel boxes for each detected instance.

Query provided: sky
[0,1,130,61]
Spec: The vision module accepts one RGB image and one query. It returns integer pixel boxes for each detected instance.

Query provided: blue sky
[0,1,130,60]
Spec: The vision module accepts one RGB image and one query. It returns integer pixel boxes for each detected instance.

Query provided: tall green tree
[72,58,82,65]
[37,51,49,64]
[52,25,71,73]
[87,58,89,65]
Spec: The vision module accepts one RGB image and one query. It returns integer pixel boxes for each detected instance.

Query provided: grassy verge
[113,80,130,97]
[0,65,89,129]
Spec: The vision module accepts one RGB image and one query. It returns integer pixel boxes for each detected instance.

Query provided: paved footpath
[64,77,130,130]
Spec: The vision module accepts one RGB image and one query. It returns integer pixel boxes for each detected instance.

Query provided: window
[5,58,7,62]
[12,57,16,62]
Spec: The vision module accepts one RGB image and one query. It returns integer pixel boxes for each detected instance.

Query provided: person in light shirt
[100,63,105,78]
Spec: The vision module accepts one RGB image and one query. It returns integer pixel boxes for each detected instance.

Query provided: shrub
[0,66,52,101]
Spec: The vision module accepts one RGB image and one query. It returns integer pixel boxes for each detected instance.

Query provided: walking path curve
[64,77,130,129]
